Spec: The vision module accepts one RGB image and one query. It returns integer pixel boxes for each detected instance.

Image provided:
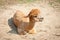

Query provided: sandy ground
[0,0,60,40]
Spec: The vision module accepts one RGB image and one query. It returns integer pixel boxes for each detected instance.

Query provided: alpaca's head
[27,9,43,22]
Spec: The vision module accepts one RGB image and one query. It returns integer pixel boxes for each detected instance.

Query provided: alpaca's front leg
[28,28,37,34]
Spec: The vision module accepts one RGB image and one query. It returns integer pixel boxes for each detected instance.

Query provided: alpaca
[13,9,43,35]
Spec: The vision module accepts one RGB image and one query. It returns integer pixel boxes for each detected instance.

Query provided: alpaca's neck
[24,17,35,31]
[28,17,35,29]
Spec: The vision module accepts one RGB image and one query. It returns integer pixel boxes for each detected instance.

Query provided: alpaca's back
[13,10,29,28]
[13,10,25,27]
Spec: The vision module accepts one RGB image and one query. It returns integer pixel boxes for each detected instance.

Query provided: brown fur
[13,9,43,35]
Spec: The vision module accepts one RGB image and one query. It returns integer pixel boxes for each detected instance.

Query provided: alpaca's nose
[39,17,44,22]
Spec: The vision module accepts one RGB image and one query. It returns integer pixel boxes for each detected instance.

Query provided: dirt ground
[0,0,60,40]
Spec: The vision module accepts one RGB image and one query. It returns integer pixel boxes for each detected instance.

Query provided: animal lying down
[13,9,43,35]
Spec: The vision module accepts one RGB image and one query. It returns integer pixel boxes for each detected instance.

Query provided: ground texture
[0,0,60,40]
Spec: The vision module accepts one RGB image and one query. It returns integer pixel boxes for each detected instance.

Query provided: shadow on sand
[8,18,18,34]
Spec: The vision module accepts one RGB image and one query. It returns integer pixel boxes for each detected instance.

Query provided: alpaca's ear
[27,13,31,17]
[24,14,30,18]
[27,9,34,17]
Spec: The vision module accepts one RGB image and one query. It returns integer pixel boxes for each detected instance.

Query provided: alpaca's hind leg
[17,28,26,35]
[28,28,37,34]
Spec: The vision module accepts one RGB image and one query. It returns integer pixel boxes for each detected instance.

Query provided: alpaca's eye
[34,16,37,17]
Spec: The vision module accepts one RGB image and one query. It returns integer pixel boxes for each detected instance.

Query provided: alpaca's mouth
[39,17,44,22]
[34,17,44,22]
